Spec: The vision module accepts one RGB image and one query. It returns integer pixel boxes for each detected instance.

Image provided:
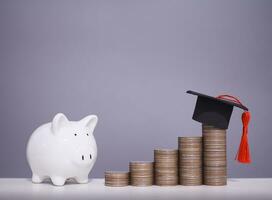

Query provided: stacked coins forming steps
[154,149,178,186]
[104,125,229,187]
[178,137,203,185]
[129,161,154,186]
[104,171,129,187]
[202,125,227,186]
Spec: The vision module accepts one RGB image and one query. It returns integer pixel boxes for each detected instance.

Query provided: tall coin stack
[129,161,154,186]
[202,125,227,186]
[178,137,203,185]
[104,171,129,187]
[154,149,178,186]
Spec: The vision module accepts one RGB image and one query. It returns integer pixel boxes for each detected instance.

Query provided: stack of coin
[129,161,154,186]
[154,149,178,186]
[104,171,129,187]
[202,125,227,186]
[178,137,202,185]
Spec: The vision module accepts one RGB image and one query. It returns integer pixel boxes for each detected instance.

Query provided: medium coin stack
[202,125,227,186]
[129,161,154,186]
[154,149,178,186]
[178,137,203,185]
[104,171,129,187]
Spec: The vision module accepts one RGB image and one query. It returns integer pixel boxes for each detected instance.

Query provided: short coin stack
[154,149,178,186]
[104,171,129,187]
[178,137,203,185]
[202,125,227,186]
[129,161,154,186]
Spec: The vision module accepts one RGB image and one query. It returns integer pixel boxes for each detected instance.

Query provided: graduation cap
[187,90,251,164]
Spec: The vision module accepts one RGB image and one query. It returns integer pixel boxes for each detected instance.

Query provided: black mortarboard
[186,90,251,163]
[187,90,248,129]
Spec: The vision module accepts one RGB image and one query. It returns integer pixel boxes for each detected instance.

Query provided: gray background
[0,0,271,178]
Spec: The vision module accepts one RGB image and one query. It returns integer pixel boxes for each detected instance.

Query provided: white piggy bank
[26,113,98,186]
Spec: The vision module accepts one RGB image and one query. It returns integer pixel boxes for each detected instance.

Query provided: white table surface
[0,178,271,200]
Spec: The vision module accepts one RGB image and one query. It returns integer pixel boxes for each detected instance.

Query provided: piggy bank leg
[32,174,44,183]
[51,176,66,186]
[75,176,89,184]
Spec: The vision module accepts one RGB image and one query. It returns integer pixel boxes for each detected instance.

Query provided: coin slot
[82,155,84,160]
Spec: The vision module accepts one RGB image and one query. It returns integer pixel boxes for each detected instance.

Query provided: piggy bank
[26,113,98,186]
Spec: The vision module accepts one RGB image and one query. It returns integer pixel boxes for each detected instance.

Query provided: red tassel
[216,94,251,164]
[235,111,251,163]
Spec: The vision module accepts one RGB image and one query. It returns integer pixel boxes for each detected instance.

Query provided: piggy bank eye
[74,133,77,136]
[86,133,89,136]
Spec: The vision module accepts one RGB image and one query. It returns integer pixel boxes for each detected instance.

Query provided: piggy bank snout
[81,153,92,161]
[73,147,96,166]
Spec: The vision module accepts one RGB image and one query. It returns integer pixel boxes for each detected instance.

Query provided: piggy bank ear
[80,115,98,133]
[52,113,69,134]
